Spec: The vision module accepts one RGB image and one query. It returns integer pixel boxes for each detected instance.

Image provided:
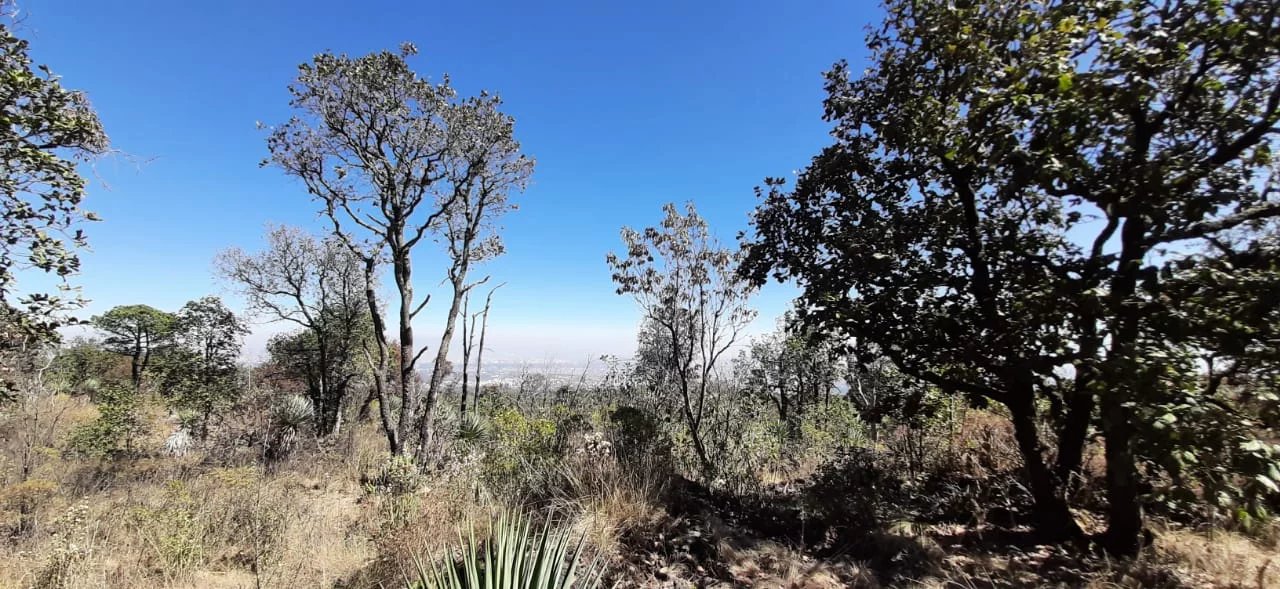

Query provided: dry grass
[1150,526,1279,589]
[3,393,1277,589]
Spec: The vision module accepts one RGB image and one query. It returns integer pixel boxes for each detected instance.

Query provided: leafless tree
[459,282,502,418]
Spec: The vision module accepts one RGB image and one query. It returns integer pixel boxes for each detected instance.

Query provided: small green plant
[409,510,603,589]
[67,383,145,458]
[362,455,424,528]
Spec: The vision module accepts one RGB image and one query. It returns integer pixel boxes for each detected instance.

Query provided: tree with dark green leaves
[161,296,247,439]
[0,8,108,398]
[92,305,175,390]
[744,0,1280,554]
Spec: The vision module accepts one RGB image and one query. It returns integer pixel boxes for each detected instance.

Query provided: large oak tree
[744,0,1280,554]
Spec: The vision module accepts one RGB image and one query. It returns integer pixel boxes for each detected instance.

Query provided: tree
[736,314,843,441]
[91,305,175,390]
[0,8,108,397]
[48,337,124,395]
[608,202,757,476]
[459,282,502,418]
[161,296,247,439]
[420,101,531,451]
[266,44,532,457]
[218,226,372,437]
[744,0,1280,553]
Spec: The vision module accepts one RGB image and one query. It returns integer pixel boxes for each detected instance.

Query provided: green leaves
[409,510,603,589]
[0,18,108,396]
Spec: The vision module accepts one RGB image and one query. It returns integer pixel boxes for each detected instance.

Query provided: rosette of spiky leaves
[271,394,314,431]
[456,414,489,447]
[409,510,603,589]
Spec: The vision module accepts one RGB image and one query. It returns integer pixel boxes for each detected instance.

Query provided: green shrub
[67,383,145,458]
[362,455,423,528]
[482,408,558,496]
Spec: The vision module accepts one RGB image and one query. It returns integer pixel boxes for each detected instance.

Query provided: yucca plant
[408,511,604,589]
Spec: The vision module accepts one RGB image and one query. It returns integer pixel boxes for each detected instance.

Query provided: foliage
[606,406,664,466]
[128,480,203,573]
[608,202,756,477]
[265,42,533,457]
[0,11,108,398]
[160,296,247,438]
[265,393,314,462]
[736,313,844,439]
[67,383,144,458]
[743,0,1280,553]
[91,305,175,389]
[409,510,602,589]
[32,503,95,589]
[47,337,120,395]
[220,225,372,436]
[482,407,559,496]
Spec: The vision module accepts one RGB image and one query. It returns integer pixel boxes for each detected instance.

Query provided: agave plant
[266,394,314,462]
[409,511,604,589]
[271,394,315,430]
[455,414,489,446]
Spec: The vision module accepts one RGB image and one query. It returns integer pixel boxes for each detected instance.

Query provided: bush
[481,408,559,497]
[67,384,145,458]
[363,455,424,529]
[129,480,204,573]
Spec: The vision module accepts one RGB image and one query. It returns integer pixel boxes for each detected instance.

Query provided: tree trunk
[1007,393,1084,543]
[474,292,493,413]
[1100,390,1142,556]
[362,257,399,455]
[131,336,143,391]
[419,274,467,457]
[459,294,471,418]
[1055,370,1095,485]
[393,251,417,454]
[1098,215,1149,557]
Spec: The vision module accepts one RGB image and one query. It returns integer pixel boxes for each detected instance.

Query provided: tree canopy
[744,0,1280,554]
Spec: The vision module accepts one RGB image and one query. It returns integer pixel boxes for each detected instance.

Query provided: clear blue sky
[24,0,876,361]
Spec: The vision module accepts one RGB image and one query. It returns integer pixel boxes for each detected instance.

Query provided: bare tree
[459,282,502,418]
[265,44,531,457]
[217,226,370,437]
[607,202,757,476]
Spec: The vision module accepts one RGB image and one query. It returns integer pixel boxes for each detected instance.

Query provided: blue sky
[23,0,876,361]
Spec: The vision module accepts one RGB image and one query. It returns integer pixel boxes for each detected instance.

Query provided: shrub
[363,455,424,529]
[482,408,558,497]
[129,480,204,573]
[32,503,95,589]
[67,384,144,458]
[607,406,663,465]
[0,478,58,536]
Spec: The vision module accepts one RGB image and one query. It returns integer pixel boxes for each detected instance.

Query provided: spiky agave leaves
[456,414,489,447]
[409,510,604,589]
[267,394,314,462]
[271,394,315,430]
